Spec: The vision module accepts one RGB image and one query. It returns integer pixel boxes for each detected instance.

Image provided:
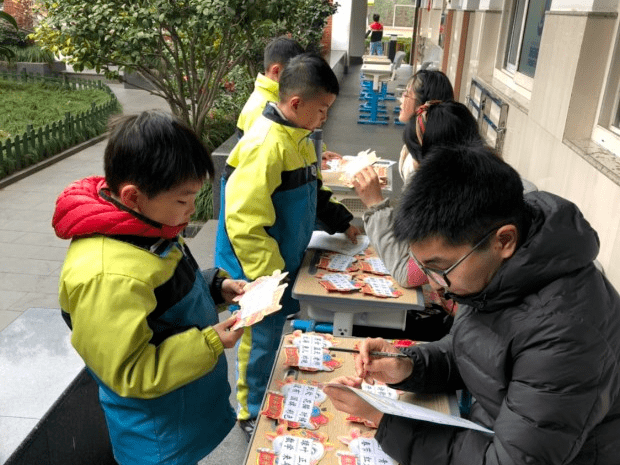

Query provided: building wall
[3,0,33,29]
[413,1,620,289]
[331,0,372,62]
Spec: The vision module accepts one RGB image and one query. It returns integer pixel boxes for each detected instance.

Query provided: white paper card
[325,254,357,272]
[363,277,395,297]
[321,273,358,291]
[307,231,369,256]
[297,344,325,370]
[362,381,399,399]
[273,436,323,465]
[352,437,396,465]
[282,384,318,426]
[365,257,390,275]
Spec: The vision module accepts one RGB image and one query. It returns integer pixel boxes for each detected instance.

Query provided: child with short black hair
[236,36,305,138]
[215,52,360,440]
[366,13,384,55]
[53,110,245,465]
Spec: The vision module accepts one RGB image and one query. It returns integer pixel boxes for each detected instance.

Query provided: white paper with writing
[326,384,494,434]
[281,384,319,427]
[362,277,396,297]
[349,437,396,465]
[273,435,324,465]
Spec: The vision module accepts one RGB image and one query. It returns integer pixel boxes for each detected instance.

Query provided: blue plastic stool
[291,319,333,333]
[358,89,389,125]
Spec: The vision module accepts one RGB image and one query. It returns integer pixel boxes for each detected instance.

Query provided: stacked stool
[358,52,407,125]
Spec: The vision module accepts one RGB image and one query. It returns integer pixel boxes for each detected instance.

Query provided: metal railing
[467,77,508,155]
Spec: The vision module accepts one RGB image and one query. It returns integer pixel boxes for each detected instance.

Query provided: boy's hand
[323,376,384,425]
[345,224,362,244]
[321,150,342,170]
[213,314,244,348]
[221,279,246,304]
[352,166,384,208]
[355,337,414,384]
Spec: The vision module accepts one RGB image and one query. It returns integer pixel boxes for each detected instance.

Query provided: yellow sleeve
[61,273,224,399]
[224,142,286,280]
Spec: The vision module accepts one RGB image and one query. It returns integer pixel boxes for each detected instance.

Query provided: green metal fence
[0,71,120,179]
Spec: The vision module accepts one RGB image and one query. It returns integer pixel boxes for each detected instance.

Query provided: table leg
[333,312,354,337]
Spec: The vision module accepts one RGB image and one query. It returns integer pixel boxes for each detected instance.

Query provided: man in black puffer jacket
[325,143,620,465]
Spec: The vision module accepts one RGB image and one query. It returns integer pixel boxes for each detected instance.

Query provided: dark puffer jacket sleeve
[375,416,495,465]
[390,334,465,393]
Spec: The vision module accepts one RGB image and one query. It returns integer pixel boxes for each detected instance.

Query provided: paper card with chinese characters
[231,270,288,330]
[336,429,396,465]
[257,427,333,465]
[260,379,331,430]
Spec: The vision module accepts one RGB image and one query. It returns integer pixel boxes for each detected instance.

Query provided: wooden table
[360,63,393,92]
[362,54,392,65]
[292,249,424,336]
[242,334,454,465]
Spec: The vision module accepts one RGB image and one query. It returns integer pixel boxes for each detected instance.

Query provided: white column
[331,0,353,53]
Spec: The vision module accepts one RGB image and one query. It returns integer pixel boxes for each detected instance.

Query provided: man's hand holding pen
[323,337,414,425]
[355,337,414,385]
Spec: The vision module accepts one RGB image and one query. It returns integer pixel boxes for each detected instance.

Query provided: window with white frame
[504,0,552,79]
[592,23,620,156]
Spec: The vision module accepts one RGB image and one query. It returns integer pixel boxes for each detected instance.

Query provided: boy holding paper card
[215,52,360,440]
[326,143,620,465]
[53,111,245,465]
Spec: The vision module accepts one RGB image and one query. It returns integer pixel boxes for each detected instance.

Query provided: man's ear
[496,224,518,259]
[118,184,142,211]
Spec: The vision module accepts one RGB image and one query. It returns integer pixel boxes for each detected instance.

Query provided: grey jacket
[375,191,620,464]
[363,198,411,287]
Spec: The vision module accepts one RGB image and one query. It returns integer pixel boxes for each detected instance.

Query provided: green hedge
[0,71,120,180]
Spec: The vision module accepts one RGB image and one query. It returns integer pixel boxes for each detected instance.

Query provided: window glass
[506,0,527,71]
[613,102,620,132]
[505,0,552,77]
[518,0,553,77]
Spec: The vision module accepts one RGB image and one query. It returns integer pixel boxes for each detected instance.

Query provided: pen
[328,346,408,358]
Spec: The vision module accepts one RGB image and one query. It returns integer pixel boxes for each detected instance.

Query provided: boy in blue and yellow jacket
[215,53,360,440]
[236,36,304,139]
[53,111,245,465]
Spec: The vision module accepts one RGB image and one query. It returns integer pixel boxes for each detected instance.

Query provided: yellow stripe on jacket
[59,236,224,399]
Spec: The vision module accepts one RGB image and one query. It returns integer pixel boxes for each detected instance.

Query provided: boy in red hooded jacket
[53,110,245,465]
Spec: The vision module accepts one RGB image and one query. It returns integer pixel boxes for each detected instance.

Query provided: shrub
[4,44,56,63]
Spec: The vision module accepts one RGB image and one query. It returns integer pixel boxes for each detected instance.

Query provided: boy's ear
[118,184,142,211]
[290,95,302,111]
[267,63,282,81]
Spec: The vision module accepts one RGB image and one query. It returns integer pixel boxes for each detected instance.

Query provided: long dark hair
[404,100,484,164]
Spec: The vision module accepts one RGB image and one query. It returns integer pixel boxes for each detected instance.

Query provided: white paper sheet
[307,231,370,256]
[325,384,494,434]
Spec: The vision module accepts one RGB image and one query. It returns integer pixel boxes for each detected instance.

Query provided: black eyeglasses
[408,228,500,288]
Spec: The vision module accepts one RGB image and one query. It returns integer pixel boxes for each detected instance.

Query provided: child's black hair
[264,36,305,72]
[373,14,380,22]
[404,100,484,163]
[279,52,339,101]
[104,111,214,198]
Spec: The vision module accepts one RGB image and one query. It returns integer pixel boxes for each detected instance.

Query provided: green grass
[0,79,113,140]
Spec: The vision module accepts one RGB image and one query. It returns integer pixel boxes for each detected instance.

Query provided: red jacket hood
[52,176,186,240]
